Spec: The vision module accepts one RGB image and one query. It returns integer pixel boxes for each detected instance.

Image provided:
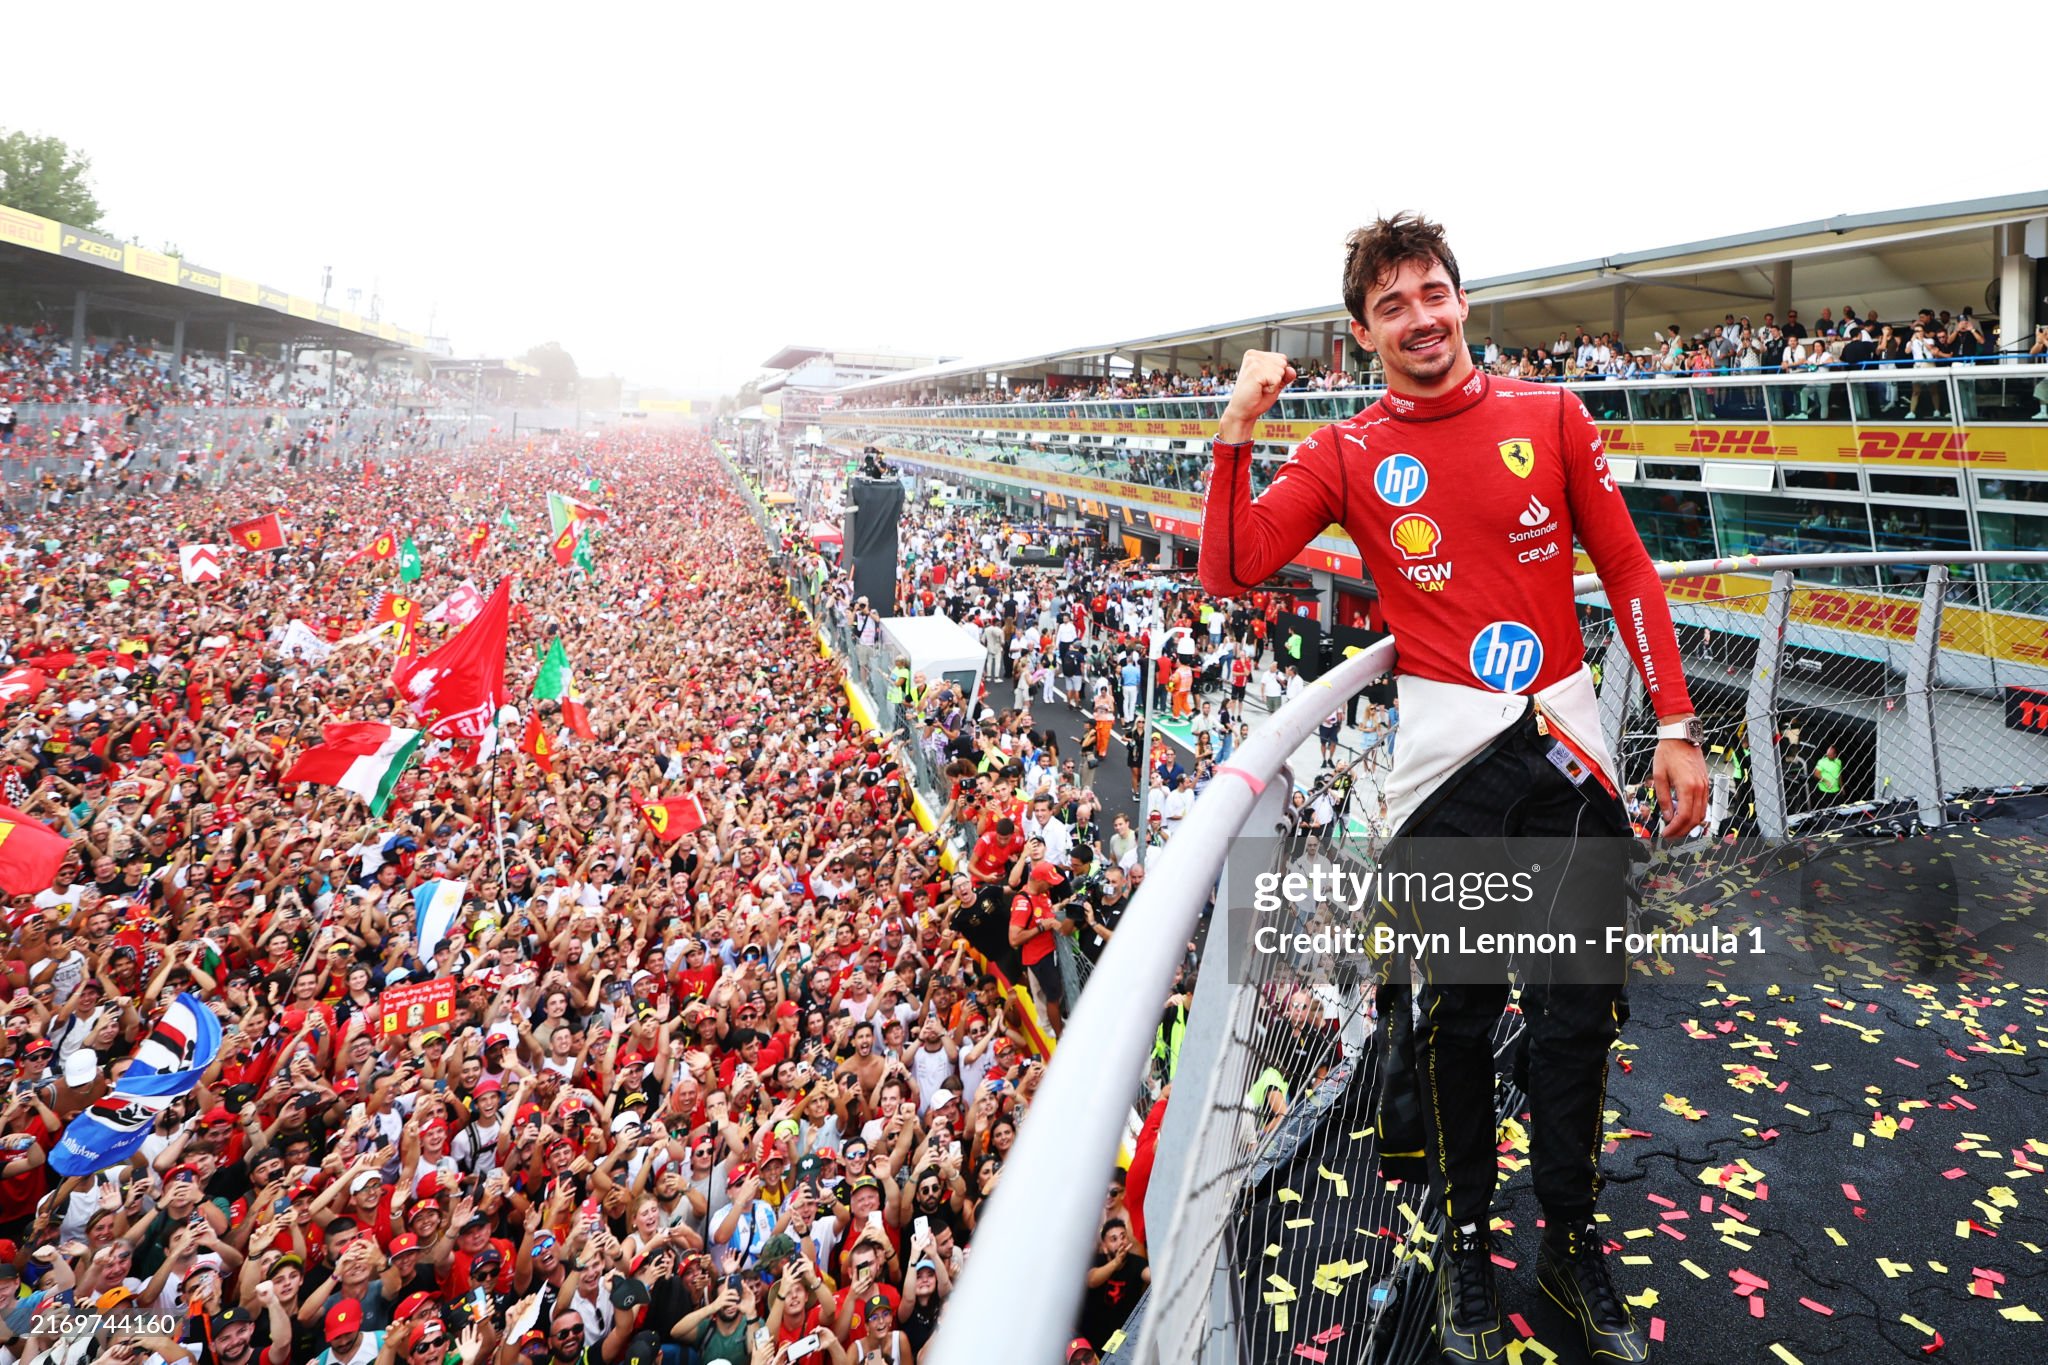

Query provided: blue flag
[52,993,221,1177]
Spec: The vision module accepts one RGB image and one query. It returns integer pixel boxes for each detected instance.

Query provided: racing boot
[1435,1225,1506,1361]
[1537,1219,1650,1361]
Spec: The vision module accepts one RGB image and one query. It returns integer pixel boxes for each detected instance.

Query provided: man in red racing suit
[1200,214,1706,1363]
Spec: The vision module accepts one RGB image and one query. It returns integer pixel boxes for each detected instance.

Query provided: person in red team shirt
[1201,213,1706,1364]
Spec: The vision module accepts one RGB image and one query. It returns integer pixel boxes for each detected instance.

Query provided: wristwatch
[1656,717,1704,746]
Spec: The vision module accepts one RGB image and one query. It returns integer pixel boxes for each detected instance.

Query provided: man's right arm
[1200,350,1341,598]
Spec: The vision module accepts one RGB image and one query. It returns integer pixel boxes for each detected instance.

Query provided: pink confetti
[1942,1169,1967,1180]
[1509,1313,1533,1339]
[1895,1057,1921,1068]
[1842,1184,1862,1203]
[1657,1223,1687,1241]
[1719,1204,1750,1223]
[1952,1095,1977,1110]
[1799,1298,1834,1316]
[1649,1317,1665,1342]
[1732,1269,1770,1289]
[1647,1193,1677,1209]
[1749,1294,1766,1318]
[1291,1348,1326,1363]
[1491,1254,1517,1270]
[1661,1210,1690,1222]
[1700,1195,1716,1212]
[1974,1268,2006,1284]
[1755,1183,1769,1201]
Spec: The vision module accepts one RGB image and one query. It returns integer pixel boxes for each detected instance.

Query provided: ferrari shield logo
[1498,438,1536,478]
[245,530,263,546]
[644,804,667,833]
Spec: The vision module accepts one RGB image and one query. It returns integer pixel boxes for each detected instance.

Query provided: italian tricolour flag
[283,722,423,816]
[534,638,594,739]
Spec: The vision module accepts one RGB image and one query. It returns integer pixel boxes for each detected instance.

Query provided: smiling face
[1351,257,1472,397]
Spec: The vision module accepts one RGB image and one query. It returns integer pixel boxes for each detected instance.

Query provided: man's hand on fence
[1652,737,1709,839]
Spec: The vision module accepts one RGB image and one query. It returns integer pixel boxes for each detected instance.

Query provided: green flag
[586,476,604,496]
[498,509,517,533]
[534,637,571,700]
[398,536,423,583]
[572,531,596,575]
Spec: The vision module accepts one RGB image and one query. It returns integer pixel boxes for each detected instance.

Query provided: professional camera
[859,446,888,480]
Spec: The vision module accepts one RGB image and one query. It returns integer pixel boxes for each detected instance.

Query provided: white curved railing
[928,548,2048,1365]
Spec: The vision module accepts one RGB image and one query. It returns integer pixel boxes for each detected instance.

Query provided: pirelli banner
[0,196,429,350]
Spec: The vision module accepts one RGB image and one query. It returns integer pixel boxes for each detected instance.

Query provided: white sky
[0,6,2027,396]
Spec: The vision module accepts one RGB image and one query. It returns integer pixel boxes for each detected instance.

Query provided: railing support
[1904,568,1949,830]
[1745,571,1794,840]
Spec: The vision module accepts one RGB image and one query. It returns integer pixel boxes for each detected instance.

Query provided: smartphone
[788,1334,821,1362]
[866,1211,884,1234]
[273,1196,293,1215]
[913,1216,929,1243]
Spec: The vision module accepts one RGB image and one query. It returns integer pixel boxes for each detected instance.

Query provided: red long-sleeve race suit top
[1200,371,1693,718]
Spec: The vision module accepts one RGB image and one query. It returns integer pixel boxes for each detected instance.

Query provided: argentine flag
[415,879,469,961]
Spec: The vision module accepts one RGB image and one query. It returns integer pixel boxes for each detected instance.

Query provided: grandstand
[753,194,2048,1364]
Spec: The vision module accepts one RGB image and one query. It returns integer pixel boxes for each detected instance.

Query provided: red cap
[473,1078,503,1095]
[414,1172,445,1200]
[409,1319,446,1351]
[164,1163,203,1185]
[1028,861,1064,886]
[202,1105,235,1126]
[421,1116,449,1135]
[325,1298,363,1342]
[388,1233,420,1256]
[393,1291,436,1321]
[0,1238,19,1263]
[1066,1340,1098,1362]
[774,1001,799,1019]
[515,1102,542,1125]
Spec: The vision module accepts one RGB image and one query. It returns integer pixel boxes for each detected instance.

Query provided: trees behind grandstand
[521,341,581,402]
[0,129,102,228]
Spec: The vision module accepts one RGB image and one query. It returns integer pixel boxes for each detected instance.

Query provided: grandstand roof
[832,188,2048,395]
[0,200,430,352]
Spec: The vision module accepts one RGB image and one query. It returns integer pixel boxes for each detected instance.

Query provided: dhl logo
[1389,514,1441,560]
[1596,426,1645,454]
[1857,430,2004,464]
[1792,591,1920,638]
[1686,428,1779,456]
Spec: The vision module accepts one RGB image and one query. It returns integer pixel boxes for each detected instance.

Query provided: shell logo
[1389,514,1442,561]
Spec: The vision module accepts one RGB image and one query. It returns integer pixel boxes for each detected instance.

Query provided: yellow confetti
[2002,1306,2044,1323]
[1102,1332,1127,1354]
[1283,1218,1313,1229]
[1901,1314,1936,1337]
[1784,1103,1812,1116]
[1626,1288,1659,1309]
[1624,1228,1655,1240]
[1317,1165,1351,1198]
[1264,1245,1281,1258]
[1266,1275,1296,1299]
[1825,1227,1847,1247]
[1879,1258,1914,1278]
[1926,1261,1948,1274]
[1681,1259,1710,1280]
[1957,1221,1975,1239]
[1277,1188,1301,1205]
[1272,1303,1289,1333]
[1620,1255,1653,1266]
[1770,1346,1805,1365]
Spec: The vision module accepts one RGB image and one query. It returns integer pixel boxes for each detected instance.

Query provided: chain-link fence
[942,550,2048,1365]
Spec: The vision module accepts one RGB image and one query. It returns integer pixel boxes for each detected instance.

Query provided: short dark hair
[1342,212,1461,326]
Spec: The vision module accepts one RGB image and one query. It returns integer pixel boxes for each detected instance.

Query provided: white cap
[610,1111,643,1136]
[349,1171,383,1193]
[63,1049,98,1088]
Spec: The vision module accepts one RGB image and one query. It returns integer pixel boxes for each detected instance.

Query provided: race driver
[1199,212,1707,1362]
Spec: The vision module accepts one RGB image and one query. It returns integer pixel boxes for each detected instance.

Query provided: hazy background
[0,5,2024,395]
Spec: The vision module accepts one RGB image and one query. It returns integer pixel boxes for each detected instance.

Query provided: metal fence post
[1137,765,1294,1365]
[1745,571,1794,839]
[1904,567,1949,830]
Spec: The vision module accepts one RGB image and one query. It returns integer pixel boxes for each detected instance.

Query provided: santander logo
[1518,495,1550,527]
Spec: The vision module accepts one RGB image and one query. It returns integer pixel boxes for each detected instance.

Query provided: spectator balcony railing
[925,548,2048,1365]
[834,356,2048,462]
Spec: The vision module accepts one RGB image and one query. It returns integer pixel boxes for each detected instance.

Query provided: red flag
[548,522,579,566]
[0,804,72,896]
[520,713,554,774]
[19,652,76,673]
[639,794,705,842]
[351,532,399,564]
[392,578,514,748]
[0,668,48,709]
[464,523,492,561]
[374,592,419,627]
[228,512,286,552]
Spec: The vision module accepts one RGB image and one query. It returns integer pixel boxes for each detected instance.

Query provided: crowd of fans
[0,424,1163,1365]
[0,321,457,418]
[843,300,2043,414]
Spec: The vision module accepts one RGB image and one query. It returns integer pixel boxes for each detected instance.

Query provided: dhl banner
[852,414,2048,472]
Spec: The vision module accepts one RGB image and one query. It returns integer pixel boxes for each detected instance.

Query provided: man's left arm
[1556,393,1707,837]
